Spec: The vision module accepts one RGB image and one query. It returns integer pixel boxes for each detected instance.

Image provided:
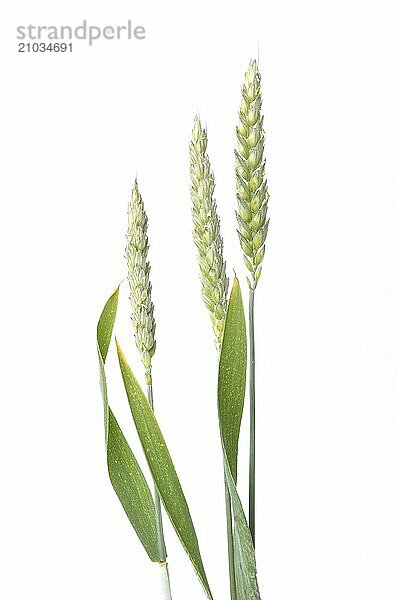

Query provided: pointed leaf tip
[232,272,240,292]
[97,285,120,363]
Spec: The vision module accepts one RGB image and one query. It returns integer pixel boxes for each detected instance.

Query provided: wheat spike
[126,180,156,378]
[236,60,269,289]
[190,116,229,350]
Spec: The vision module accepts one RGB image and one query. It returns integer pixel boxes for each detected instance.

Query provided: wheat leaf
[218,277,262,599]
[116,342,214,599]
[97,287,160,562]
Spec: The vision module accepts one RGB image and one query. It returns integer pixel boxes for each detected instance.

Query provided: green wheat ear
[236,59,270,290]
[126,180,156,379]
[190,116,229,350]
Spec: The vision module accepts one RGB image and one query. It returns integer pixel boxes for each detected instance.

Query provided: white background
[1,1,397,598]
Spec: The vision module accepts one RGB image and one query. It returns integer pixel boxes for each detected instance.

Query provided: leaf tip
[231,272,241,296]
[115,338,124,362]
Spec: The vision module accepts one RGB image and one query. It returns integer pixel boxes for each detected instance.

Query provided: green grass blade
[116,342,213,600]
[218,277,247,483]
[224,455,261,599]
[97,287,161,562]
[218,277,261,599]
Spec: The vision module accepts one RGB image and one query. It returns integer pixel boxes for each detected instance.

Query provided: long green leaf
[97,288,160,563]
[218,276,247,483]
[218,277,261,599]
[116,342,213,600]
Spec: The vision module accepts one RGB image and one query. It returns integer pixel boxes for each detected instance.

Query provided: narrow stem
[248,288,256,545]
[159,562,173,600]
[224,476,237,600]
[148,377,173,600]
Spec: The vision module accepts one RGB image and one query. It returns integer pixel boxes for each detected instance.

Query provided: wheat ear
[126,180,156,383]
[190,116,229,350]
[235,59,269,291]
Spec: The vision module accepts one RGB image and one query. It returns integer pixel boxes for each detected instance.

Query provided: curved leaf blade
[116,342,213,600]
[97,287,119,364]
[97,288,160,562]
[218,277,261,599]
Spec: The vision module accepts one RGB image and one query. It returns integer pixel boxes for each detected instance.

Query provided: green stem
[248,288,256,545]
[224,475,237,600]
[147,376,173,600]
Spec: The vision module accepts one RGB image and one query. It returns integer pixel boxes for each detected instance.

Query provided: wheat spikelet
[190,116,229,350]
[126,180,156,379]
[236,60,269,290]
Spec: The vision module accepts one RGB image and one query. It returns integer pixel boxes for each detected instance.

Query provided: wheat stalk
[190,116,229,350]
[126,180,172,600]
[235,59,269,291]
[190,116,236,598]
[236,59,270,547]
